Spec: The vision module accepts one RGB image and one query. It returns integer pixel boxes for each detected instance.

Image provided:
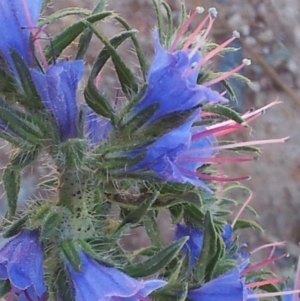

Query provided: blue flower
[30,60,84,142]
[0,230,46,300]
[65,251,166,301]
[131,32,225,125]
[0,0,43,75]
[174,223,204,269]
[83,105,112,146]
[121,31,227,187]
[187,267,247,301]
[124,123,217,188]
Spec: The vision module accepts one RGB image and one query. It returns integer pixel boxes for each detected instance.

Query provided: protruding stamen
[232,193,253,227]
[203,58,251,87]
[242,253,287,275]
[248,289,300,299]
[203,137,289,152]
[199,31,240,67]
[178,167,250,182]
[250,241,286,255]
[208,7,218,18]
[247,278,285,289]
[191,123,245,142]
[206,100,282,132]
[177,156,255,164]
[169,10,199,52]
[21,0,48,69]
[182,12,211,51]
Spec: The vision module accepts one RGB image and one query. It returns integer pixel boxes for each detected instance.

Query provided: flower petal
[31,60,84,141]
[0,0,42,73]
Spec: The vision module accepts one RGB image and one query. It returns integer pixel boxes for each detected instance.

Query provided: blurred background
[1,0,300,271]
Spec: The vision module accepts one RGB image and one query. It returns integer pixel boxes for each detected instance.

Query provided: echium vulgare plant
[0,0,298,301]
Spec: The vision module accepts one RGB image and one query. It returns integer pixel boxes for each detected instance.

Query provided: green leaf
[0,99,44,144]
[0,280,11,299]
[133,104,202,140]
[233,219,263,232]
[44,11,113,62]
[203,104,246,125]
[144,211,164,248]
[39,7,91,26]
[123,237,188,277]
[41,211,62,238]
[120,192,158,226]
[9,147,39,170]
[58,139,87,169]
[10,50,44,109]
[61,240,81,272]
[82,21,138,99]
[3,168,20,217]
[195,212,218,282]
[162,2,173,48]
[120,103,159,135]
[76,0,109,59]
[2,214,28,238]
[114,16,148,79]
[152,0,163,44]
[84,30,136,120]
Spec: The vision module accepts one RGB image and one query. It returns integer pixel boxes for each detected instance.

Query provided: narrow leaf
[123,237,187,277]
[3,168,20,217]
[44,12,113,62]
[83,21,138,98]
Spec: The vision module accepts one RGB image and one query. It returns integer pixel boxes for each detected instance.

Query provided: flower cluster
[0,1,296,301]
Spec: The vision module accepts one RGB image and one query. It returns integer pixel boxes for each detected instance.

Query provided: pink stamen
[202,137,289,152]
[248,289,300,299]
[184,31,240,77]
[182,12,211,51]
[247,277,285,289]
[177,156,254,163]
[203,59,251,87]
[21,0,48,68]
[169,10,199,52]
[178,166,250,182]
[250,241,285,255]
[231,193,253,227]
[206,100,281,131]
[242,253,287,276]
[191,123,245,142]
[268,245,277,259]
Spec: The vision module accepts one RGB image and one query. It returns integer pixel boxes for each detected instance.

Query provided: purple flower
[187,268,247,301]
[30,60,84,142]
[65,251,166,301]
[0,0,43,75]
[0,230,46,300]
[174,223,204,269]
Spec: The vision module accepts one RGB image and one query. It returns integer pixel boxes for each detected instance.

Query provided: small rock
[257,30,275,43]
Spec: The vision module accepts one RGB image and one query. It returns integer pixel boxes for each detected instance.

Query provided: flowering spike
[250,241,286,255]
